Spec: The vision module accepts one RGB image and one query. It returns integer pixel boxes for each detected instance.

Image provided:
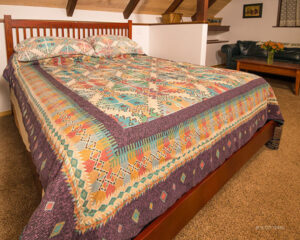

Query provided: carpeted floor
[0,76,299,240]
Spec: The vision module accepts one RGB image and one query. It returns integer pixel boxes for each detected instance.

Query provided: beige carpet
[0,77,299,240]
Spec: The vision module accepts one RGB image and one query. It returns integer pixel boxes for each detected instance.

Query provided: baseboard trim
[0,110,12,117]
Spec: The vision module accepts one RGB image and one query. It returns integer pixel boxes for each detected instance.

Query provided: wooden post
[4,15,13,62]
[295,70,300,95]
[192,0,209,22]
[128,20,132,39]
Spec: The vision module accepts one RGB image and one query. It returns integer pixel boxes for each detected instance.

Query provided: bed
[2,15,284,240]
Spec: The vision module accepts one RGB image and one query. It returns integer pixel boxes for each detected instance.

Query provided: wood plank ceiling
[0,0,231,18]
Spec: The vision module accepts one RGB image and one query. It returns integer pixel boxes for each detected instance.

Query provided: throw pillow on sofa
[237,40,267,58]
[237,41,256,56]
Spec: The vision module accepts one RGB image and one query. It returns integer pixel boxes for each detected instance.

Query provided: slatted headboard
[3,15,132,61]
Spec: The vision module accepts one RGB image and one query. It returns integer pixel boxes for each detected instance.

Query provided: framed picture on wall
[243,3,263,18]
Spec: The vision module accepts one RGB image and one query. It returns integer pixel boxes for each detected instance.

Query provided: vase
[267,50,274,65]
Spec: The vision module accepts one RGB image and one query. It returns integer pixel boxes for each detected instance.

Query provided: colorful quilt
[3,54,283,240]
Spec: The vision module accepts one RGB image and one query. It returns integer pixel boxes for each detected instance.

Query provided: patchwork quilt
[3,54,283,240]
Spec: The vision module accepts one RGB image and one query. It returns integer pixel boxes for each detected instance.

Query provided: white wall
[149,24,208,65]
[133,26,150,54]
[219,0,300,43]
[206,43,226,66]
[206,0,300,66]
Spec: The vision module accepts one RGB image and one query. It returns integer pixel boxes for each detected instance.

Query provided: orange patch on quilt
[84,159,95,173]
[100,148,113,162]
[106,184,116,197]
[138,165,146,176]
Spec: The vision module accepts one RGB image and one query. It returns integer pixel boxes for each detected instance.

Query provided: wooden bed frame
[3,15,132,61]
[3,15,279,240]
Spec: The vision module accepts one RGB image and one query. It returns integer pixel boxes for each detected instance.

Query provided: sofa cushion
[275,49,300,62]
[250,45,267,58]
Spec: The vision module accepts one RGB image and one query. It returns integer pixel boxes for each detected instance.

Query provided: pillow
[88,35,144,58]
[237,41,257,56]
[15,37,94,61]
[237,40,267,58]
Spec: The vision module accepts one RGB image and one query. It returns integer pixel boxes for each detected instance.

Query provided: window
[277,0,300,27]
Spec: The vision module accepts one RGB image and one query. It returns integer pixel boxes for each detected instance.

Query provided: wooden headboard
[3,15,132,61]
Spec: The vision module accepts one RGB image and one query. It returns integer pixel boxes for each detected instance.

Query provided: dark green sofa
[221,40,300,69]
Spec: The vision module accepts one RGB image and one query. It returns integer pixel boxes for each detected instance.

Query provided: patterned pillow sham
[88,35,144,58]
[15,37,95,61]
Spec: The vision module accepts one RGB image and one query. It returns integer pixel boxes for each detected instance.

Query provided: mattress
[3,53,283,240]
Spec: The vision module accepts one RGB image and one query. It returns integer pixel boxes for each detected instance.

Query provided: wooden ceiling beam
[164,0,184,14]
[66,0,78,17]
[192,0,209,22]
[123,0,141,19]
[208,0,217,8]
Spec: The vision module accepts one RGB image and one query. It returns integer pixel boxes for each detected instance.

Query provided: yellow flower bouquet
[261,41,284,52]
[260,41,284,64]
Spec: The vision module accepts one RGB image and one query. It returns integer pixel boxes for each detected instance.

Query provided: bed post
[4,15,14,62]
[128,20,132,39]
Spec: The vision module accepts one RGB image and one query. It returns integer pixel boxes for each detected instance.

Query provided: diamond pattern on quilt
[49,221,65,238]
[160,191,167,203]
[132,209,140,223]
[117,224,122,233]
[180,173,186,183]
[149,202,153,210]
[216,149,220,159]
[200,160,205,170]
[45,201,55,211]
[40,159,47,171]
